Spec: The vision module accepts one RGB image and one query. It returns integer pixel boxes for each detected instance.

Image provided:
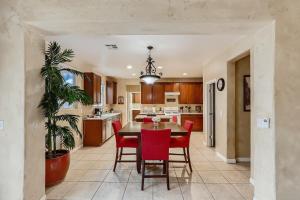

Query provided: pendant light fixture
[140,46,162,84]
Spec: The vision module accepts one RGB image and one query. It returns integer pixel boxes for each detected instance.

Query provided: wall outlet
[257,118,270,129]
[0,120,3,130]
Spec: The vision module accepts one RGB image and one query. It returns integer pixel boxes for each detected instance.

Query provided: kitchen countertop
[180,112,203,115]
[135,114,172,120]
[83,112,121,120]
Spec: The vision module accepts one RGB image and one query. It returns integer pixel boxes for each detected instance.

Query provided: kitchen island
[134,114,171,122]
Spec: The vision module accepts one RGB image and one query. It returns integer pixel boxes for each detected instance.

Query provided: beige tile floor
[46,132,253,200]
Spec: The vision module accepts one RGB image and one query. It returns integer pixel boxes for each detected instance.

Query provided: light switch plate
[257,118,270,129]
[0,120,3,130]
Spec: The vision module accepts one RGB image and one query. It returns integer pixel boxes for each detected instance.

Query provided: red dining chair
[143,117,153,123]
[169,120,194,172]
[141,129,171,190]
[112,120,138,172]
[172,116,177,123]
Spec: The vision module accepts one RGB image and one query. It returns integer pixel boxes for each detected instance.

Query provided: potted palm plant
[39,42,92,187]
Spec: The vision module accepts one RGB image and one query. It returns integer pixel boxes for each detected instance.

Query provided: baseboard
[216,152,236,164]
[236,157,251,162]
[250,177,255,185]
[40,194,46,200]
[71,144,83,153]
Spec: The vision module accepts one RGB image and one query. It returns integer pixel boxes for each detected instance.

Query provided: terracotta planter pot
[45,150,70,187]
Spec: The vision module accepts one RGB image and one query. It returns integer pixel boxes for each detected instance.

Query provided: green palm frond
[54,114,82,137]
[39,41,92,156]
[58,84,92,105]
[56,126,75,150]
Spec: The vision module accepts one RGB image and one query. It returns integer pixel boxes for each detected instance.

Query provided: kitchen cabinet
[141,83,153,104]
[106,80,117,104]
[164,83,179,92]
[113,81,117,104]
[152,83,165,104]
[84,73,101,104]
[141,83,165,104]
[179,83,190,104]
[83,114,121,146]
[181,114,203,131]
[132,110,140,121]
[179,82,203,104]
[83,119,103,146]
[132,93,141,103]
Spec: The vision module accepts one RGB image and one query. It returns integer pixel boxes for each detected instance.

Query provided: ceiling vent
[105,44,118,49]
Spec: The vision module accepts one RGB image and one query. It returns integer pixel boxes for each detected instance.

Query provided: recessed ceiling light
[132,73,136,76]
[127,65,132,69]
[183,73,188,76]
[157,66,163,69]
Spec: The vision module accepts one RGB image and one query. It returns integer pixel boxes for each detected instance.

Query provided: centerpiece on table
[152,116,161,127]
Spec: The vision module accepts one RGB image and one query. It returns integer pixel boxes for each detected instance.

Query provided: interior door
[207,83,216,147]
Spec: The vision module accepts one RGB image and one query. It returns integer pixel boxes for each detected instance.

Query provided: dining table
[118,121,188,173]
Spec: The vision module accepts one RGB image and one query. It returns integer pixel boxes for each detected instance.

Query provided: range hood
[165,92,180,96]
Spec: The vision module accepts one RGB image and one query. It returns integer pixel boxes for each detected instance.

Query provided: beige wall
[271,1,300,198]
[203,23,276,199]
[0,4,25,199]
[235,55,251,159]
[24,27,46,200]
[2,1,300,199]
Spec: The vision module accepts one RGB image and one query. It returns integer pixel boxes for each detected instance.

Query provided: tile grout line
[121,169,132,200]
[89,167,111,200]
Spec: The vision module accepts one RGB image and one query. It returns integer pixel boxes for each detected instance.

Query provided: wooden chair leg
[113,148,119,172]
[141,160,145,191]
[163,160,166,174]
[119,147,123,161]
[183,148,187,163]
[187,147,193,172]
[166,161,170,190]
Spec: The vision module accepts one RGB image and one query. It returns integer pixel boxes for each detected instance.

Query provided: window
[61,70,76,109]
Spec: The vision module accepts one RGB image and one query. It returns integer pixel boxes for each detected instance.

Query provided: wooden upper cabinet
[191,82,203,104]
[179,82,203,104]
[84,72,101,104]
[132,93,141,103]
[179,83,190,104]
[106,80,117,105]
[141,83,165,104]
[113,81,117,104]
[141,83,153,104]
[152,83,165,104]
[164,83,179,92]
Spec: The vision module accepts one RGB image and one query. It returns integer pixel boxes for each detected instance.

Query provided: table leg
[136,135,142,173]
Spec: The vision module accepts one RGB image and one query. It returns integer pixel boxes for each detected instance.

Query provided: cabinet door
[179,83,189,104]
[152,83,165,104]
[141,83,153,104]
[84,73,96,104]
[106,81,113,104]
[113,81,117,104]
[164,83,179,92]
[132,110,140,121]
[83,120,103,146]
[132,93,141,103]
[190,83,203,104]
[181,114,203,131]
[96,75,101,104]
